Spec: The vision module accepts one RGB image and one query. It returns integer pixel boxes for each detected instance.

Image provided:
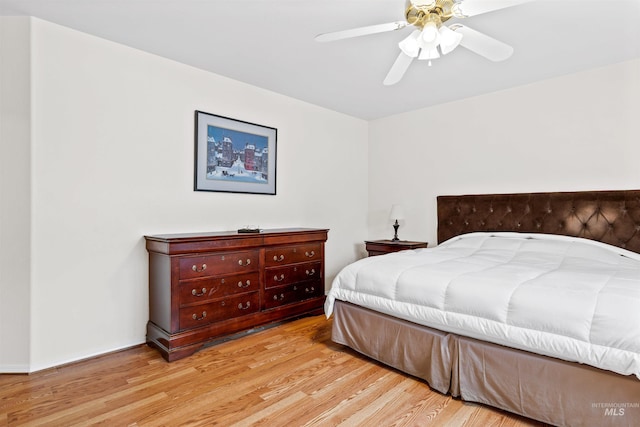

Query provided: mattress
[325,232,640,378]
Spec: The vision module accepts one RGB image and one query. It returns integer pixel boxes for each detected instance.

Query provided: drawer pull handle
[191,287,207,297]
[305,251,315,257]
[274,274,285,282]
[238,301,251,310]
[273,255,285,262]
[273,293,285,301]
[305,287,315,293]
[238,259,251,266]
[192,263,207,272]
[238,280,251,288]
[192,311,207,321]
[305,269,316,276]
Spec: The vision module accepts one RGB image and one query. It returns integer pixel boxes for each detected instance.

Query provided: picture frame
[194,110,277,195]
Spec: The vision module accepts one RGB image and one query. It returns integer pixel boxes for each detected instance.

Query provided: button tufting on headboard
[437,190,640,253]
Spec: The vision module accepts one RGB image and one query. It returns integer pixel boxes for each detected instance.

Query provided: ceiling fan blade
[315,21,408,42]
[453,0,535,18]
[452,24,514,62]
[383,52,414,86]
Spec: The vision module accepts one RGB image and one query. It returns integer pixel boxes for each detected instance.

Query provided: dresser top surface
[146,228,328,242]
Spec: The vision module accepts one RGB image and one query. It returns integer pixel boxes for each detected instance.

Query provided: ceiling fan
[315,0,534,85]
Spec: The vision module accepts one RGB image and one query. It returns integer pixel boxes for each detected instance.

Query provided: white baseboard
[27,340,146,373]
[0,363,31,374]
[1,340,146,374]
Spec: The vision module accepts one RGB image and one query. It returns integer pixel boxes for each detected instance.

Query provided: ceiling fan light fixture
[439,25,463,55]
[420,20,440,45]
[418,47,440,61]
[317,0,524,86]
[398,30,422,57]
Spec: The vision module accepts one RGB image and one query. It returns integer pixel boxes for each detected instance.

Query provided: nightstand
[365,240,428,257]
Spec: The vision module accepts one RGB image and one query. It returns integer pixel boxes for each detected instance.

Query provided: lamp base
[392,220,400,241]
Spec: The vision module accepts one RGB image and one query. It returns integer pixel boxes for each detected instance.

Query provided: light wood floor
[1,315,549,426]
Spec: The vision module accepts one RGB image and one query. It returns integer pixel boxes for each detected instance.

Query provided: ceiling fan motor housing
[406,0,457,28]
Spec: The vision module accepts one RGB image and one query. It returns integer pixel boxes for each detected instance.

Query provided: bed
[325,190,640,427]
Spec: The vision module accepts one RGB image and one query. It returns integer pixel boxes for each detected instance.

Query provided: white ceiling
[1,0,639,120]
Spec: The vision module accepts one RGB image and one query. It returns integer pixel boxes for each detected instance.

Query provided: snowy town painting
[206,125,269,184]
[194,111,277,195]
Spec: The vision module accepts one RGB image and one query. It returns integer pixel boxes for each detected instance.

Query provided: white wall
[0,17,32,372]
[368,59,640,247]
[1,17,369,372]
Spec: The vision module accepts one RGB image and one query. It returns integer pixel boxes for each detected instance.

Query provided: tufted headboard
[437,190,640,253]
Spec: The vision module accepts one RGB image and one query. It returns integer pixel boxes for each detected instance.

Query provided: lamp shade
[398,30,421,58]
[420,21,440,47]
[418,47,440,60]
[389,204,405,221]
[439,25,463,55]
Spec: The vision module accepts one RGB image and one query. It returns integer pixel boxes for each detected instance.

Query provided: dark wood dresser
[145,228,329,361]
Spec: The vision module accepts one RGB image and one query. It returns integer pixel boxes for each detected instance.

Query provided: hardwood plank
[0,315,548,426]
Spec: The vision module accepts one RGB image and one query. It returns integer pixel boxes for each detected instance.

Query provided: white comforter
[326,233,640,378]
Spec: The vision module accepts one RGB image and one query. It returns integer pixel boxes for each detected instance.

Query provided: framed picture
[194,110,277,195]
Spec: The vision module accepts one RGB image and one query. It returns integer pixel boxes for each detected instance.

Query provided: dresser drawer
[179,250,258,279]
[179,291,260,330]
[265,261,322,288]
[179,272,259,306]
[264,281,323,310]
[265,243,322,267]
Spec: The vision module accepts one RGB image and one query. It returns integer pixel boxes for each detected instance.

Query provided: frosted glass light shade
[398,30,421,58]
[439,25,463,55]
[421,21,440,45]
[418,47,440,60]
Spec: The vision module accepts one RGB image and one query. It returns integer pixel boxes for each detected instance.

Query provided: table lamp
[389,204,405,241]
